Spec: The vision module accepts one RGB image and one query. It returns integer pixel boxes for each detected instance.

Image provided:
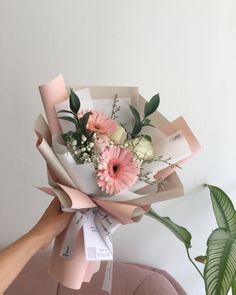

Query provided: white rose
[110,125,127,144]
[126,137,154,161]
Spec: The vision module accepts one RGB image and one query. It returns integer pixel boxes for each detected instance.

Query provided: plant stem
[232,286,236,295]
[186,247,204,279]
[73,112,80,130]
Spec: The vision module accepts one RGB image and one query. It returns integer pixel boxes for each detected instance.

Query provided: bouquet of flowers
[34,74,200,291]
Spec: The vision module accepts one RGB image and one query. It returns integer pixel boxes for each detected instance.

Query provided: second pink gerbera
[97,146,140,194]
[84,111,118,135]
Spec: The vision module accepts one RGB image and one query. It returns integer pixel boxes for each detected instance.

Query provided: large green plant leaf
[204,228,236,295]
[232,275,236,295]
[207,185,236,237]
[146,209,192,248]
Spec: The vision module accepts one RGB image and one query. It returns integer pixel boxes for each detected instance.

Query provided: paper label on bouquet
[95,209,120,249]
[83,209,114,261]
[60,209,89,258]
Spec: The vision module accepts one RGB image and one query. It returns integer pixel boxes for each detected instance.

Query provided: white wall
[0,1,236,294]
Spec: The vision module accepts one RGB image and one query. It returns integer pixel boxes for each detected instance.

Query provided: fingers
[50,197,61,207]
[61,210,74,223]
[46,198,74,228]
[47,197,61,213]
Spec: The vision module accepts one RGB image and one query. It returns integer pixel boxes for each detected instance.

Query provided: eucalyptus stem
[186,247,204,279]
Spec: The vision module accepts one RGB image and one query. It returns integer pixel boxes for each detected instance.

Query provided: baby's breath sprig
[138,169,168,191]
[62,132,95,164]
[138,171,157,185]
[154,155,182,170]
[111,94,120,120]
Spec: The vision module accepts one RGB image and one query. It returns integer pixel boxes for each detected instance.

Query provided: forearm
[0,231,43,293]
[0,198,72,294]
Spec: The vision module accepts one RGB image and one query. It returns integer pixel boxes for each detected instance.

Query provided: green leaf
[142,134,152,142]
[129,105,141,123]
[142,118,156,128]
[142,123,156,128]
[132,121,142,136]
[146,209,192,248]
[72,130,82,138]
[87,131,95,141]
[204,228,236,295]
[57,109,74,115]
[195,255,207,264]
[69,89,80,114]
[62,131,74,143]
[207,185,236,237]
[143,118,151,125]
[144,94,160,118]
[78,112,91,133]
[129,105,142,136]
[232,275,236,295]
[58,116,77,125]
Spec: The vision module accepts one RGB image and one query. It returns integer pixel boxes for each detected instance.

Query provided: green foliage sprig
[58,89,91,135]
[57,89,95,163]
[129,94,160,138]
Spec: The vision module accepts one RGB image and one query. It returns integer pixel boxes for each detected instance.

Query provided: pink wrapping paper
[49,230,98,289]
[155,117,201,180]
[39,74,68,135]
[94,199,149,224]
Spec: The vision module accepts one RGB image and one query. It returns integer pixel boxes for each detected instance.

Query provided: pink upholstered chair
[6,255,187,295]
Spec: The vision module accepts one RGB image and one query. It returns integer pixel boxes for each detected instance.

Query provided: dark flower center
[113,165,119,173]
[108,159,123,177]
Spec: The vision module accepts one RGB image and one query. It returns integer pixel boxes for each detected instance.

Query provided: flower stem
[186,247,204,279]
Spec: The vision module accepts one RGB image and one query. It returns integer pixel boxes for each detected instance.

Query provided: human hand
[28,198,73,249]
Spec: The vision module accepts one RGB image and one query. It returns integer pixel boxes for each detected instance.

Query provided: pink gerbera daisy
[97,146,140,194]
[79,110,118,134]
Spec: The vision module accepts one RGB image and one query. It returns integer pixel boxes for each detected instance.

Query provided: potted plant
[147,185,236,295]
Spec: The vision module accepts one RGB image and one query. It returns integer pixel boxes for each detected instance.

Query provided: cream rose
[94,134,109,154]
[110,125,127,144]
[126,136,154,161]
